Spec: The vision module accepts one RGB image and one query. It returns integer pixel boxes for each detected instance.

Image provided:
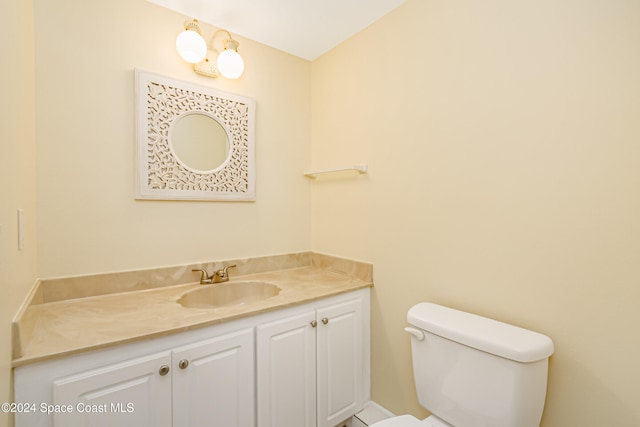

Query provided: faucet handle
[220,264,237,278]
[192,269,210,283]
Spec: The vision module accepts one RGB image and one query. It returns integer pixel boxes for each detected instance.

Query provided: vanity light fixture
[176,19,245,79]
[175,19,208,63]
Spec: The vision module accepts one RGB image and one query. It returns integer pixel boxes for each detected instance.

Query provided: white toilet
[371,303,554,427]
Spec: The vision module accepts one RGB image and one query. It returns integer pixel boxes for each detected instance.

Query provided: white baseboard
[354,401,396,425]
[352,416,367,427]
[363,400,396,417]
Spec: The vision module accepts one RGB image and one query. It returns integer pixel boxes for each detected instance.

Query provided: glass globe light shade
[176,30,207,64]
[217,49,245,79]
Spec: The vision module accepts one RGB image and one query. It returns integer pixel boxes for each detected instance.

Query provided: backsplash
[28,252,372,304]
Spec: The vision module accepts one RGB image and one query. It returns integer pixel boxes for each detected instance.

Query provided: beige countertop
[12,253,373,367]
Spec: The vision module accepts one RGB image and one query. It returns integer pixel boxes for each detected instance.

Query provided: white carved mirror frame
[135,70,256,201]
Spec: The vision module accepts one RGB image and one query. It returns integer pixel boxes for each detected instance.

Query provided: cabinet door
[172,328,255,427]
[256,311,317,427]
[52,351,172,427]
[316,299,363,427]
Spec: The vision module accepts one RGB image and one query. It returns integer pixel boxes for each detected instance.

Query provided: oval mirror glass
[170,113,229,171]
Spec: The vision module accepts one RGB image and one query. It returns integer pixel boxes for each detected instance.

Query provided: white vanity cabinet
[14,288,370,427]
[257,311,317,427]
[52,351,173,427]
[316,299,364,427]
[171,328,254,426]
[256,297,365,427]
[15,327,255,427]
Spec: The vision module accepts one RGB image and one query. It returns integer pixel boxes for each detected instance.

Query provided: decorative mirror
[135,70,255,201]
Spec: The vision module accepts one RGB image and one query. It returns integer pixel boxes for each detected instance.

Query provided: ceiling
[148,0,408,61]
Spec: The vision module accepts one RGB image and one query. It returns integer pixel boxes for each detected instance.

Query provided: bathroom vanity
[12,253,372,427]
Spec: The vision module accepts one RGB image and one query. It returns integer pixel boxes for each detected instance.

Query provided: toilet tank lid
[407,303,554,363]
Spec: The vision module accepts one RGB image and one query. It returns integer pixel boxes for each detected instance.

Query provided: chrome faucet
[192,265,237,285]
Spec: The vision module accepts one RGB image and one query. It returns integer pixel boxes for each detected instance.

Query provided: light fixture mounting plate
[193,51,220,78]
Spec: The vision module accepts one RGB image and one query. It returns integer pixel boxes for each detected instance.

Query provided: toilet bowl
[370,414,451,427]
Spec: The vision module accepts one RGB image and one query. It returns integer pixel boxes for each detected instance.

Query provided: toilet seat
[369,415,451,427]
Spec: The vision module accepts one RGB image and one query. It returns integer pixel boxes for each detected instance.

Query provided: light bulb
[176,30,207,64]
[217,49,244,79]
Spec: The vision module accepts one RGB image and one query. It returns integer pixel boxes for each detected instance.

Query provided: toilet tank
[407,303,554,427]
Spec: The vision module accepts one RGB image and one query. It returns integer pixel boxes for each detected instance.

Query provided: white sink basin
[178,281,281,309]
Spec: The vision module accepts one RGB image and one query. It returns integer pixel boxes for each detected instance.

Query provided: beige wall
[0,0,38,426]
[311,0,640,425]
[34,0,312,277]
[0,0,37,426]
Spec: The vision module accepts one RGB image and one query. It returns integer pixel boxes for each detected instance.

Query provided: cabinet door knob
[321,317,329,325]
[178,359,189,369]
[310,320,317,328]
[158,365,170,376]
